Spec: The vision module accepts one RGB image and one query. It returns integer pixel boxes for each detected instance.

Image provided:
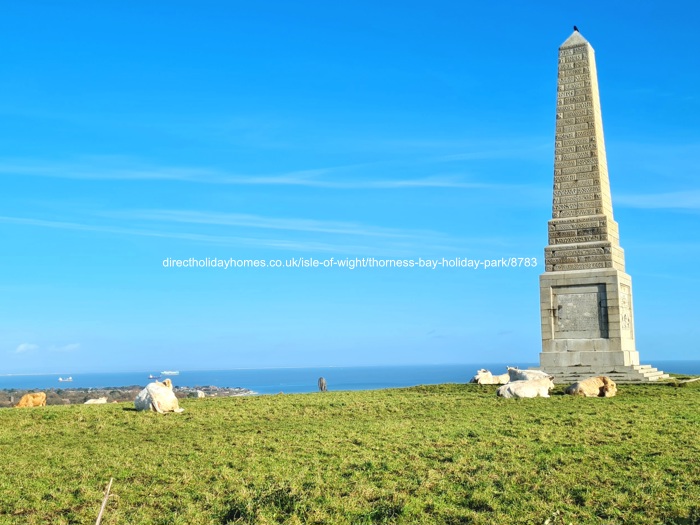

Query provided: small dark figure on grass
[318,377,327,392]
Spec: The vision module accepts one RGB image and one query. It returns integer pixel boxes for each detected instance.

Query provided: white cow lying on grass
[134,378,184,413]
[497,377,555,399]
[565,376,618,397]
[84,397,108,404]
[507,366,552,382]
[470,369,509,385]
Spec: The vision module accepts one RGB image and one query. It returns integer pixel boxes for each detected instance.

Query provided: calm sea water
[1,361,698,394]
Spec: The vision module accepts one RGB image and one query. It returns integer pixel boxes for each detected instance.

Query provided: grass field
[1,380,699,524]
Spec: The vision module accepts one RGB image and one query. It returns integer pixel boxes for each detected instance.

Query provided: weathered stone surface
[537,30,664,382]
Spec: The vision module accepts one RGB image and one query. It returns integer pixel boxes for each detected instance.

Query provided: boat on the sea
[58,376,73,382]
[161,371,179,376]
[148,374,161,380]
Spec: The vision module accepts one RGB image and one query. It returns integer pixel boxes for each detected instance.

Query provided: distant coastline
[1,361,697,395]
[0,384,254,409]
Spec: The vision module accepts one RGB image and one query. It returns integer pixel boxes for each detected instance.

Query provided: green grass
[1,382,699,524]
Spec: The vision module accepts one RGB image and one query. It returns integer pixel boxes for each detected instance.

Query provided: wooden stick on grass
[95,478,113,525]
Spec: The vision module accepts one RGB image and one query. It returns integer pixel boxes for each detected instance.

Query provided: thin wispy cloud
[616,190,700,210]
[0,159,261,183]
[0,157,529,189]
[14,342,81,354]
[609,141,700,183]
[0,215,443,255]
[101,209,521,251]
[0,212,514,256]
[16,343,39,353]
[436,142,551,162]
[0,215,338,250]
[108,210,440,239]
[344,176,510,189]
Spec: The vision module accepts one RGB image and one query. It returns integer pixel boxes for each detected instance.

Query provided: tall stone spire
[547,30,623,273]
[538,30,667,382]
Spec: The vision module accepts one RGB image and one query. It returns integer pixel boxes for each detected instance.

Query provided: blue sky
[1,1,699,374]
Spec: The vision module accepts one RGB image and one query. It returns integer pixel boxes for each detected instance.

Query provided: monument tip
[560,27,589,48]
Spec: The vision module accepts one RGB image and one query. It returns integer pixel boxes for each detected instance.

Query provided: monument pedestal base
[538,269,667,383]
[541,346,639,368]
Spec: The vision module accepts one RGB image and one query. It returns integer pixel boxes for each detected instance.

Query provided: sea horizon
[1,360,698,395]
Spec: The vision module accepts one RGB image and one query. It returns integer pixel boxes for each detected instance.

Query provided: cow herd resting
[472,367,618,400]
[14,378,185,413]
[12,370,617,409]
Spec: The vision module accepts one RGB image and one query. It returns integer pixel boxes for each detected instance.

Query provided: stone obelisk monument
[538,29,667,382]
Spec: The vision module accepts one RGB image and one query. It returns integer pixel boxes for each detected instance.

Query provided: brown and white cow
[15,392,47,408]
[565,376,617,397]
